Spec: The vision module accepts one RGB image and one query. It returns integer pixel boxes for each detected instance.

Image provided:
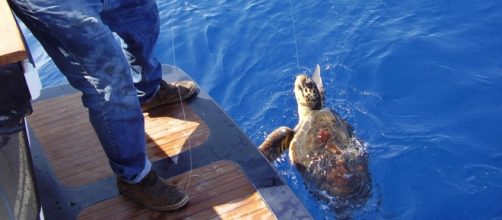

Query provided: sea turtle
[259,65,371,214]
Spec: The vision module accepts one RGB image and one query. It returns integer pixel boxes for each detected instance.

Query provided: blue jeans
[10,0,163,183]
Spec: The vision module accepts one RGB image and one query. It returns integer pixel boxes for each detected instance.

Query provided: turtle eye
[305,81,314,89]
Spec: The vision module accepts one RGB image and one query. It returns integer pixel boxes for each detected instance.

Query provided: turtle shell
[290,109,352,166]
[289,109,370,198]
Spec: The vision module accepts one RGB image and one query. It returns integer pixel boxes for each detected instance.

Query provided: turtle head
[294,74,322,118]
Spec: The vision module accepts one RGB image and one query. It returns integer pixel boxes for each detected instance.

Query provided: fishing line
[171,13,177,69]
[171,12,193,195]
[287,0,302,178]
[289,0,301,68]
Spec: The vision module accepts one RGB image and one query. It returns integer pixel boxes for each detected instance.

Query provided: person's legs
[10,0,150,183]
[9,0,187,210]
[100,0,197,109]
[100,0,162,102]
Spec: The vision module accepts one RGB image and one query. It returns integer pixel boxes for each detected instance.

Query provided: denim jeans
[9,0,163,183]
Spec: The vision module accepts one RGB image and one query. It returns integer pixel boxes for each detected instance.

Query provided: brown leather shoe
[141,80,197,112]
[117,170,189,211]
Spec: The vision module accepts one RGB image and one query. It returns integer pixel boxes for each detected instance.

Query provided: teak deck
[78,161,274,220]
[29,92,210,187]
[26,65,312,219]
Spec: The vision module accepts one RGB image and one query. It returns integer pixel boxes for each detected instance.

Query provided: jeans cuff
[126,157,152,184]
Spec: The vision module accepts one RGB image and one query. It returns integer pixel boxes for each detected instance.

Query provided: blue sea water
[22,0,502,219]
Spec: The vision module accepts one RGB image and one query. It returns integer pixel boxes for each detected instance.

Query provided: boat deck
[26,65,311,219]
[29,92,209,188]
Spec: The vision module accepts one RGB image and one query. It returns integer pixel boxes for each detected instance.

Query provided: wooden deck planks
[28,92,210,187]
[77,160,276,220]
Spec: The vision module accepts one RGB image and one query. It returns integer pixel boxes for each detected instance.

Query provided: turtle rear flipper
[258,126,295,162]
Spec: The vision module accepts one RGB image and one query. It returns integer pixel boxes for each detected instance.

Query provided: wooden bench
[0,0,27,65]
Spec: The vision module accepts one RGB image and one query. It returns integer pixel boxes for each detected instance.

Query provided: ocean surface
[22,0,502,219]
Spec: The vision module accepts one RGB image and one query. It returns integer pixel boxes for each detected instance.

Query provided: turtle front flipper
[258,126,295,162]
[312,64,325,104]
